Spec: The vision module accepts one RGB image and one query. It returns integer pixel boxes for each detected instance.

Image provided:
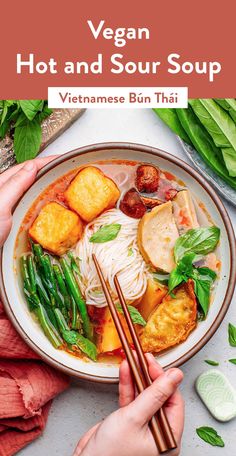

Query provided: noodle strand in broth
[75,208,150,307]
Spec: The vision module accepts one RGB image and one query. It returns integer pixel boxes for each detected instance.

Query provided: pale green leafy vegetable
[189,99,236,150]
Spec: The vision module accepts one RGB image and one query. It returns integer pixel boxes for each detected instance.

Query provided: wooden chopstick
[92,254,176,454]
[114,274,177,451]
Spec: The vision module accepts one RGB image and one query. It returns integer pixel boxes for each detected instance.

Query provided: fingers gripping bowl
[1,143,235,382]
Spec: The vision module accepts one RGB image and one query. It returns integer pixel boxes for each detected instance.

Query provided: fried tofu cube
[65,166,120,222]
[29,202,83,255]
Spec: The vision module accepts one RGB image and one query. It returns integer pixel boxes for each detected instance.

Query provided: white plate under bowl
[1,142,235,383]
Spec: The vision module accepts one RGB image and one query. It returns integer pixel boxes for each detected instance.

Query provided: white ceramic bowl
[1,143,235,383]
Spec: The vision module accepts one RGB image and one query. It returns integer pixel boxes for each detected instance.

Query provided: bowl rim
[0,141,235,383]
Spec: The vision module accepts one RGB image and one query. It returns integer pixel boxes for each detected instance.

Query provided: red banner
[0,0,234,98]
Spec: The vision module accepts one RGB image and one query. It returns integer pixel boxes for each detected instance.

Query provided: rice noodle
[75,208,150,307]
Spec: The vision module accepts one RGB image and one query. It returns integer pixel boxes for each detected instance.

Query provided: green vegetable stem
[60,258,93,340]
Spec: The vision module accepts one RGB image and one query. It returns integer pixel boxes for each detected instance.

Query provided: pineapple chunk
[98,308,132,354]
[138,279,168,321]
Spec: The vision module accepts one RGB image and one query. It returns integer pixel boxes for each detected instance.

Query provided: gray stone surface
[18,109,236,455]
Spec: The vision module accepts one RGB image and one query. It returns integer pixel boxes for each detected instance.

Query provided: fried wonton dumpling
[65,166,120,222]
[29,202,83,255]
[140,281,197,353]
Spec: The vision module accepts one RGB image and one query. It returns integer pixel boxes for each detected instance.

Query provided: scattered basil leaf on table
[229,359,236,365]
[196,427,224,447]
[90,224,121,243]
[174,227,220,262]
[228,323,236,347]
[116,305,146,327]
[62,330,97,361]
[204,360,219,366]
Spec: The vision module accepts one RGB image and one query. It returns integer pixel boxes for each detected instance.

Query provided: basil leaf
[19,100,44,121]
[75,333,97,361]
[204,360,219,366]
[228,323,236,347]
[62,329,78,345]
[229,359,236,365]
[196,427,224,447]
[1,101,8,125]
[14,118,42,163]
[195,267,217,282]
[174,226,220,262]
[0,118,10,139]
[168,252,195,292]
[62,330,97,361]
[194,278,211,317]
[117,305,146,327]
[128,247,133,257]
[168,268,185,293]
[37,105,53,123]
[90,224,121,243]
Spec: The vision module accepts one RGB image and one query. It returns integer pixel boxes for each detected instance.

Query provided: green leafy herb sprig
[0,100,52,163]
[168,227,220,317]
[89,223,121,243]
[196,426,224,447]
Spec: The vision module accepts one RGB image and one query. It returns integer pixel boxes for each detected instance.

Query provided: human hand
[0,157,56,247]
[74,354,184,456]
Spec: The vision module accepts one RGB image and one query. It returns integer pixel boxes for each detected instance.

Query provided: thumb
[127,368,183,425]
[0,160,38,217]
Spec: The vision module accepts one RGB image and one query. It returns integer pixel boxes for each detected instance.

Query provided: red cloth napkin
[0,302,70,456]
